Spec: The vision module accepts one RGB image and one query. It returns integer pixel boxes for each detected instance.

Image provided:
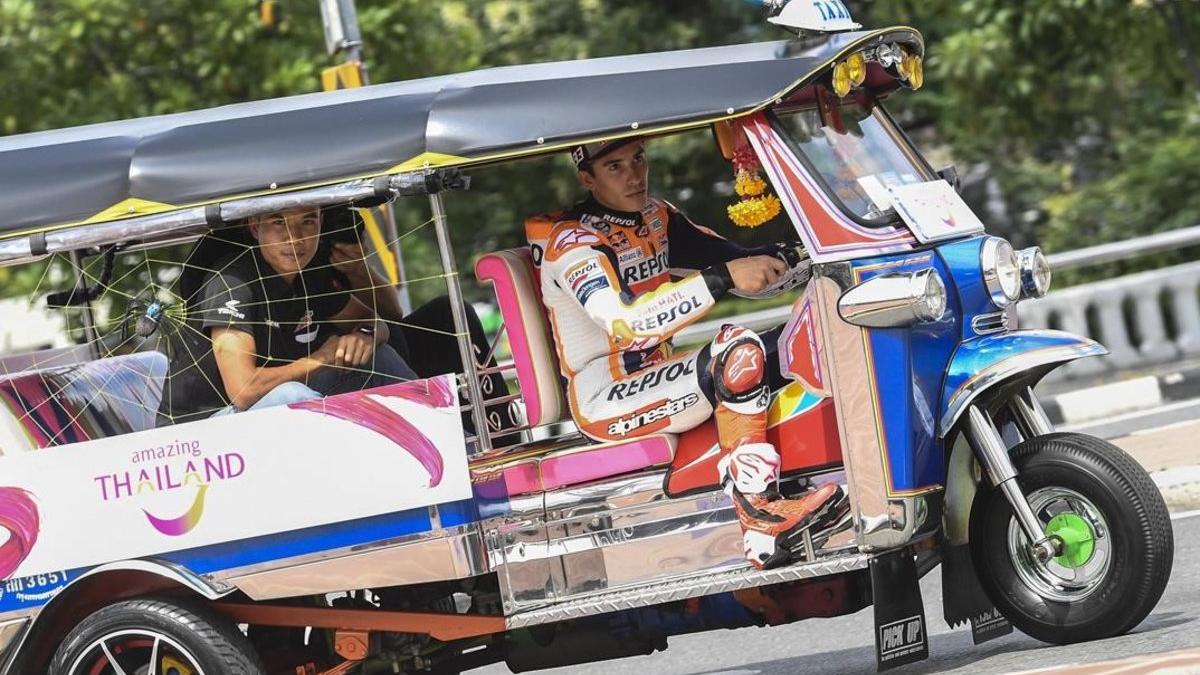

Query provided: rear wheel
[49,597,263,675]
[969,432,1172,644]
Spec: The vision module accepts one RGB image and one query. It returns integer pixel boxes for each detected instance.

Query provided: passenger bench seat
[0,352,167,453]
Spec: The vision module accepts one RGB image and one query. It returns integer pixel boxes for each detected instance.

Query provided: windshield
[775,101,933,225]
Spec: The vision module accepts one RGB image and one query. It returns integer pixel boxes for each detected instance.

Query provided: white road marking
[1170,508,1200,521]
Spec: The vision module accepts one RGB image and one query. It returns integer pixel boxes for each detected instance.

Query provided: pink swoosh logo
[144,484,208,536]
[289,378,453,487]
[0,488,39,580]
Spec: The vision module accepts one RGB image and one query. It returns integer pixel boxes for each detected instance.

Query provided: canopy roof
[0,26,920,242]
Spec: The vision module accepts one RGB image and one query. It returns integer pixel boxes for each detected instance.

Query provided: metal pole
[68,250,100,358]
[1009,387,1054,438]
[317,0,412,314]
[429,192,492,454]
[1046,223,1200,271]
[966,406,1058,561]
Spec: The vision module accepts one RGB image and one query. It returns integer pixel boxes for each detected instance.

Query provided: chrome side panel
[488,468,857,615]
[809,268,936,551]
[485,492,558,612]
[506,551,872,629]
[225,524,489,601]
[543,472,742,605]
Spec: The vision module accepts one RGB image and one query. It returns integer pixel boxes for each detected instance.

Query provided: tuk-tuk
[0,4,1173,674]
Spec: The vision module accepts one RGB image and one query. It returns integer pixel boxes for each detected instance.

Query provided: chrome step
[504,551,871,629]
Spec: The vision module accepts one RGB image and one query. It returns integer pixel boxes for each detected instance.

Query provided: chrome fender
[1,560,233,674]
[938,329,1106,438]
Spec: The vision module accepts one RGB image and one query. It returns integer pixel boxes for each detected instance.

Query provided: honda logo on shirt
[294,309,318,344]
[217,299,245,320]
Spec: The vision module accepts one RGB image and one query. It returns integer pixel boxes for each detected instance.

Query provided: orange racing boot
[709,326,844,569]
[719,443,844,569]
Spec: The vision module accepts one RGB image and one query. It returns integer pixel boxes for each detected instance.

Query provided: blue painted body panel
[848,249,961,493]
[846,233,1094,493]
[935,236,996,340]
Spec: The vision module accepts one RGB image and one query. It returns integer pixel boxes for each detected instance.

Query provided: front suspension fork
[966,388,1060,561]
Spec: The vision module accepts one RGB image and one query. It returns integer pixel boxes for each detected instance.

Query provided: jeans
[211,343,416,417]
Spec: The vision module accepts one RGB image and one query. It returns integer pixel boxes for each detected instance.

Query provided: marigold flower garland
[727,145,781,228]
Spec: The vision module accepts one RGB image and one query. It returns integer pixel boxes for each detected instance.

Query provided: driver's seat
[473,248,675,494]
[474,248,567,429]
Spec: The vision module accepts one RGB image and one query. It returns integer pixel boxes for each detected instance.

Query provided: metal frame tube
[429,192,491,454]
[1010,387,1054,438]
[68,250,100,358]
[0,179,391,267]
[219,181,379,222]
[966,405,1057,561]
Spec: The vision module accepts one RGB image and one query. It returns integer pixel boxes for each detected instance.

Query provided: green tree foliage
[870,0,1200,277]
[1,0,1197,309]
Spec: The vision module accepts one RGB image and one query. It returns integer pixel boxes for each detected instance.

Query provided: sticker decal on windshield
[889,180,986,243]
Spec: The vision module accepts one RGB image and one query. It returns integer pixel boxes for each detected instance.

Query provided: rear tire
[49,596,263,675]
[969,432,1172,644]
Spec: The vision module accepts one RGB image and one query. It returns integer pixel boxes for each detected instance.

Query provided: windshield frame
[768,95,937,230]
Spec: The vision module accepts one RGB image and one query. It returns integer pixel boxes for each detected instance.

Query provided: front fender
[938,329,1106,437]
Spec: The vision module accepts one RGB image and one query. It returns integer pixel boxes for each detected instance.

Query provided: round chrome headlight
[981,237,1021,308]
[914,269,947,322]
[1018,247,1052,298]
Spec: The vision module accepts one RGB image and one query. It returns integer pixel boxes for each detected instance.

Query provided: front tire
[969,432,1172,644]
[49,596,264,675]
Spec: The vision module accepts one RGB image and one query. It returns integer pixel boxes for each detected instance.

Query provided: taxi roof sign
[768,0,861,33]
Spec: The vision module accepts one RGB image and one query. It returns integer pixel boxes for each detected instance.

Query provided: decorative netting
[0,205,514,452]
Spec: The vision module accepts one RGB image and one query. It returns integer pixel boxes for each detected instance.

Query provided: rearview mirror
[938,165,960,192]
[711,121,737,161]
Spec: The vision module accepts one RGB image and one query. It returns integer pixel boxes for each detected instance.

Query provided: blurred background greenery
[0,0,1197,312]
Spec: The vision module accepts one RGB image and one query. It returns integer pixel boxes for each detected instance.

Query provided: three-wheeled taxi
[0,3,1172,674]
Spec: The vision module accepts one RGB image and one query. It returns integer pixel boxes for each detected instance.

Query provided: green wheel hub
[1046,512,1095,568]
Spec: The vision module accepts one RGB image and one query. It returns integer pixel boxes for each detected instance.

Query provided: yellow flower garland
[734,171,767,198]
[727,194,782,228]
[727,142,780,228]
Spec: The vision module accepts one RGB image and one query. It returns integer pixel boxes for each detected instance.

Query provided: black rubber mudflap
[940,543,1013,645]
[871,549,929,671]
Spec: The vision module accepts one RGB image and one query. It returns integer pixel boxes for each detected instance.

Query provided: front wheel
[969,432,1173,644]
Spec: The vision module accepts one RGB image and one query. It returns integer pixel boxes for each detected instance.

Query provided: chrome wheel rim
[1006,487,1112,602]
[68,629,204,675]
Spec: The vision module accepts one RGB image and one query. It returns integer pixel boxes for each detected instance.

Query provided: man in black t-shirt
[158,207,415,425]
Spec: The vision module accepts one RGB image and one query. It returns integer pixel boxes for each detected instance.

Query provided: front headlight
[980,237,1021,308]
[838,268,946,327]
[1018,247,1052,298]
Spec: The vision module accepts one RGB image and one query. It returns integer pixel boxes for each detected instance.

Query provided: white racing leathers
[526,196,809,442]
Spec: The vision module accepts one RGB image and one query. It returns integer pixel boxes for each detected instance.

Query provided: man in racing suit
[527,138,843,569]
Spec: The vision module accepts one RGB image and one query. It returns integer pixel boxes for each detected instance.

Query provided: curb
[1153,468,1200,513]
[1039,364,1200,426]
[1153,465,1200,490]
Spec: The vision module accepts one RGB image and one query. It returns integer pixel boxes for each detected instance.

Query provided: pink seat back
[475,248,566,427]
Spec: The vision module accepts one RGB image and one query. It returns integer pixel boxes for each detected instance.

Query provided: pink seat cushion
[471,434,675,497]
[475,248,565,427]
